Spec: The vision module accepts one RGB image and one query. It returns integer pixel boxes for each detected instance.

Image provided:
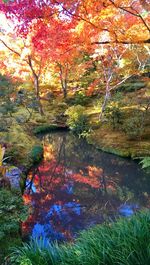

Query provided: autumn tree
[52,0,150,45]
[0,26,49,114]
[30,18,76,99]
[1,0,149,44]
[0,0,149,112]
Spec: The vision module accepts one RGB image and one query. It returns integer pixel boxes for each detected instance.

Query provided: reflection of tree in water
[22,132,150,242]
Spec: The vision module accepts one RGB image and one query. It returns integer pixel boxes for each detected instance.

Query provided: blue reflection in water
[47,202,81,220]
[31,201,82,242]
[119,204,139,217]
[23,131,150,244]
[32,223,46,239]
[32,223,64,243]
[26,179,37,193]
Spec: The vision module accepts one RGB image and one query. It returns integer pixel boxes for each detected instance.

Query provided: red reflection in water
[22,136,130,242]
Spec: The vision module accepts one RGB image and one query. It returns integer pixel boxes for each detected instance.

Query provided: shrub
[74,91,90,106]
[65,105,90,136]
[105,105,124,129]
[0,189,28,263]
[104,92,124,129]
[123,114,145,140]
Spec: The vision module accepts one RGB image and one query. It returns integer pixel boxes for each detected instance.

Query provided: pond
[22,131,150,243]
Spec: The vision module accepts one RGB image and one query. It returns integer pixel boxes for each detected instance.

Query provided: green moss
[88,125,150,158]
[29,145,43,164]
[33,124,67,134]
[99,146,130,157]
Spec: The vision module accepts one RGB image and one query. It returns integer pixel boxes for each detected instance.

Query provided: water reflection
[118,204,139,217]
[22,132,150,242]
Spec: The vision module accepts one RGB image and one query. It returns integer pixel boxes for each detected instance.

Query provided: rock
[5,167,22,189]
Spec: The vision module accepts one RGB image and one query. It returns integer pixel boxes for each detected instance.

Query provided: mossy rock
[29,145,43,164]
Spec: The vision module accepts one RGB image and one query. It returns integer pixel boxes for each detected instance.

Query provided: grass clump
[9,210,150,265]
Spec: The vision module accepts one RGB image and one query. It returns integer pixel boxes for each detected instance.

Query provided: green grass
[9,210,150,265]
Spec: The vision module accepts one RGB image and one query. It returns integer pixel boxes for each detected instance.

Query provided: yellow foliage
[0,145,5,166]
[75,20,85,34]
[99,6,116,19]
[126,24,150,42]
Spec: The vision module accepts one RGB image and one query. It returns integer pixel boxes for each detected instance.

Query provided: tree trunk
[33,74,44,116]
[60,77,67,99]
[63,79,67,99]
[99,85,111,121]
[59,64,68,99]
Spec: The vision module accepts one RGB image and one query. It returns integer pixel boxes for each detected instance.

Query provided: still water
[22,131,150,242]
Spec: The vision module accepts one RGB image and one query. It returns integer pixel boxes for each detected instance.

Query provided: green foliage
[15,90,40,122]
[118,81,145,93]
[29,145,43,164]
[123,113,145,140]
[140,157,150,169]
[16,90,39,112]
[0,76,38,125]
[0,74,17,117]
[9,210,150,265]
[10,239,58,265]
[0,74,13,96]
[0,101,17,116]
[74,91,90,106]
[0,188,28,262]
[33,124,64,134]
[105,93,124,129]
[105,105,123,129]
[65,105,90,136]
[0,119,9,132]
[0,189,28,237]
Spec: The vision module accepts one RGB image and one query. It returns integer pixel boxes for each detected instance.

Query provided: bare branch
[92,39,150,45]
[110,74,133,91]
[0,38,21,57]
